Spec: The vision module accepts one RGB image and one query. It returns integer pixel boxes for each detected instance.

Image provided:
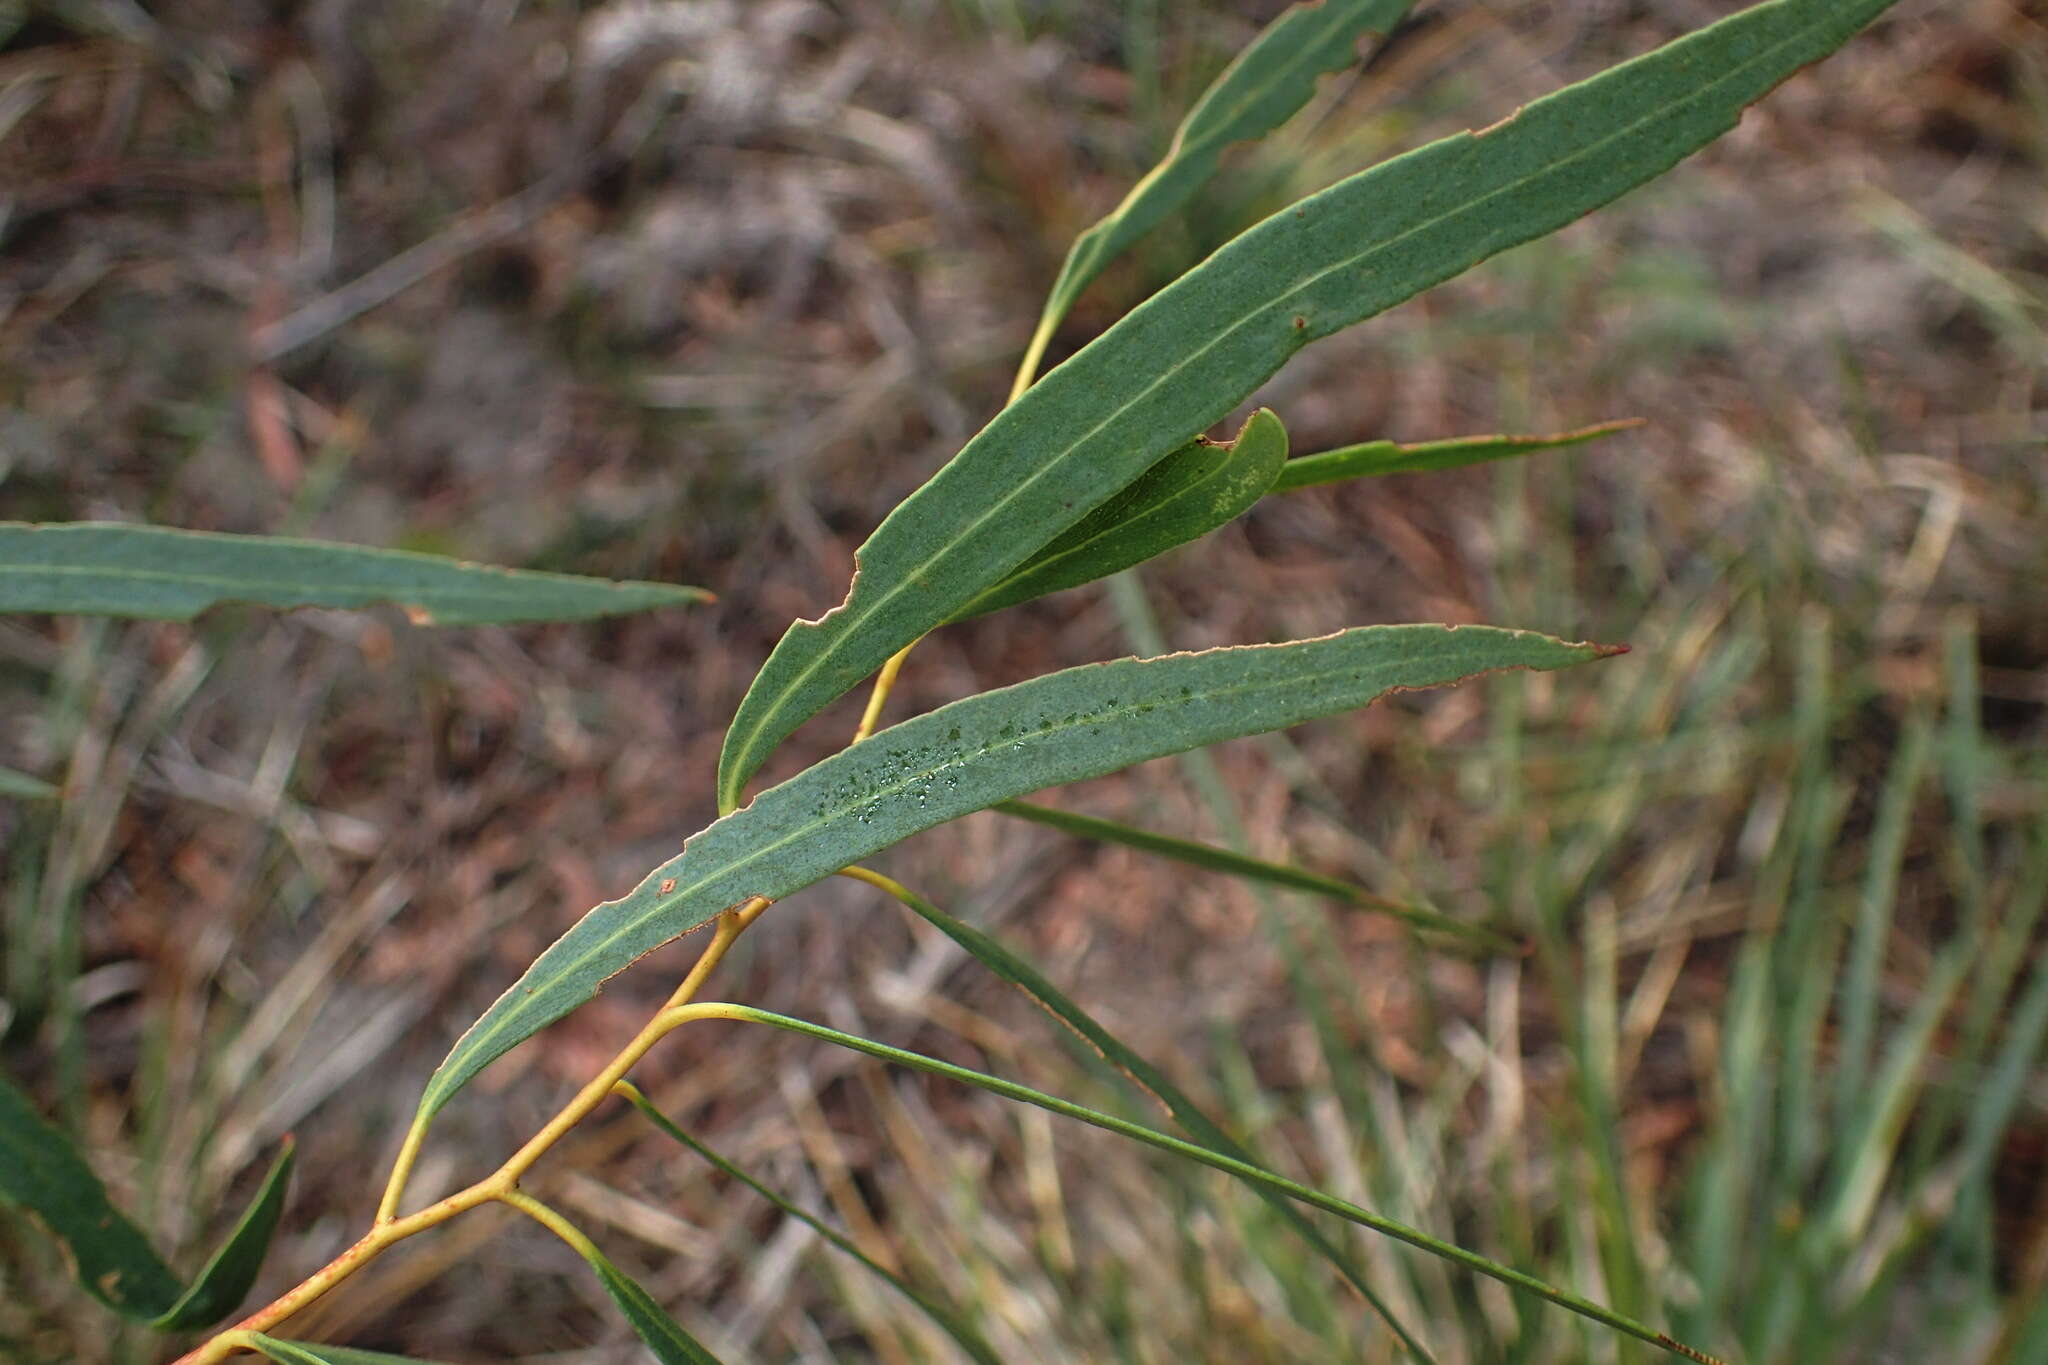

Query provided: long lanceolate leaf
[152,1139,296,1331]
[580,1255,725,1365]
[685,1004,1726,1365]
[616,1083,1004,1365]
[1015,0,1417,393]
[846,870,1436,1363]
[993,799,1513,947]
[1270,420,1639,493]
[422,626,1617,1121]
[0,523,709,625]
[0,1071,181,1318]
[715,0,1902,813]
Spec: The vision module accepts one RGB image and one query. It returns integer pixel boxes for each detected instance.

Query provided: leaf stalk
[175,898,772,1363]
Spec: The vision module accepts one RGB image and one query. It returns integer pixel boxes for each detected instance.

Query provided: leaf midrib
[458,642,1429,1084]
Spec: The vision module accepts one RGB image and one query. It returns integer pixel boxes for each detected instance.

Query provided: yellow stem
[838,863,908,901]
[1011,308,1059,404]
[374,1118,429,1226]
[496,1188,603,1261]
[852,317,1051,745]
[489,899,766,1193]
[851,639,919,744]
[175,1177,506,1363]
[177,898,772,1364]
[187,290,1063,1356]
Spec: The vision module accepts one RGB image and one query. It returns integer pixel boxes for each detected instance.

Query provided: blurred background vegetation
[2,0,2045,1361]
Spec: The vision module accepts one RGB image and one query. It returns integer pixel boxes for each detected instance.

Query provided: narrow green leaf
[241,1335,453,1365]
[1814,949,1970,1255]
[1949,941,2048,1198]
[583,1251,726,1364]
[695,1004,1721,1364]
[716,0,1899,812]
[1269,419,1640,493]
[949,408,1288,622]
[0,1071,181,1319]
[424,625,1618,1122]
[0,764,58,799]
[848,872,1436,1362]
[152,1138,296,1331]
[498,1191,727,1364]
[1017,0,1417,388]
[0,523,709,625]
[1831,710,1934,1131]
[994,799,1514,948]
[617,1082,1003,1365]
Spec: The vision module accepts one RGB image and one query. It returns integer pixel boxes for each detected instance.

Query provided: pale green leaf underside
[0,523,709,625]
[0,1071,181,1318]
[1023,0,1417,376]
[950,408,1287,622]
[152,1140,296,1331]
[716,0,1900,813]
[424,625,1616,1120]
[703,1004,1714,1363]
[857,876,1435,1362]
[619,1084,1002,1365]
[1271,419,1640,493]
[243,1336,451,1365]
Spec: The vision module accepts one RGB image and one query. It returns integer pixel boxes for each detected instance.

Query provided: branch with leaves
[0,1,1906,1360]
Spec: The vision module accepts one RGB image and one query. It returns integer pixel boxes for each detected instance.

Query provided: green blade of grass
[845,868,1437,1363]
[949,409,1288,622]
[715,0,1901,812]
[239,1335,455,1364]
[1830,708,1934,1130]
[1851,908,2048,1311]
[993,798,1514,948]
[423,625,1618,1123]
[685,1003,1724,1364]
[615,1081,1002,1365]
[1015,0,1417,392]
[0,764,58,799]
[1946,934,2048,1202]
[1813,948,1971,1256]
[0,522,710,625]
[1945,829,2048,1173]
[151,1139,296,1331]
[1268,420,1639,493]
[0,1070,181,1319]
